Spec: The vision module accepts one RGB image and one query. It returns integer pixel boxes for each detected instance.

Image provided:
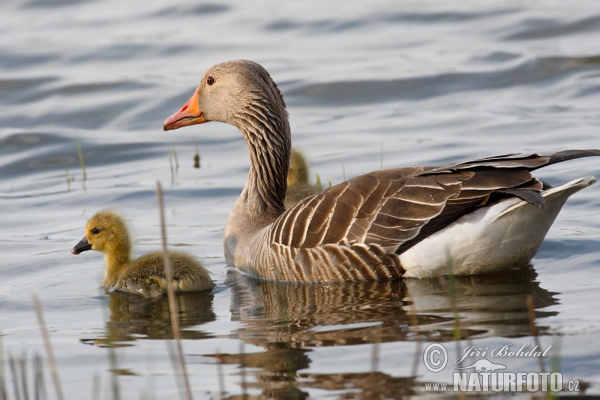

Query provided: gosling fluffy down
[72,210,214,297]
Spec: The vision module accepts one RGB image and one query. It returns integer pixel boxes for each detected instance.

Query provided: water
[2,0,600,398]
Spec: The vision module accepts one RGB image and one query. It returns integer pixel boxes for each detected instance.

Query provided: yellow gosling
[284,148,323,208]
[71,210,214,297]
[287,148,310,188]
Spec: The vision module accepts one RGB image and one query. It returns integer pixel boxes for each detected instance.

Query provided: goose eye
[206,76,215,85]
[91,228,100,234]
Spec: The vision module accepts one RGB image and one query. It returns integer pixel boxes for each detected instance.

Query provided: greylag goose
[72,210,215,296]
[163,59,599,281]
[285,148,323,208]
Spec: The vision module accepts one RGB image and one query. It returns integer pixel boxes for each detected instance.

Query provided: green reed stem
[75,131,87,180]
[172,146,179,172]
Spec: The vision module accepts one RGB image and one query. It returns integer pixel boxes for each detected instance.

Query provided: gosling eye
[91,228,100,235]
[206,76,215,85]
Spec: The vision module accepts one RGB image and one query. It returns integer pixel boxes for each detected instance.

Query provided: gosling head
[163,59,287,131]
[287,149,310,187]
[72,210,131,257]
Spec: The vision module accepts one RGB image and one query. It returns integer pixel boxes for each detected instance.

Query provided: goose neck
[236,114,291,221]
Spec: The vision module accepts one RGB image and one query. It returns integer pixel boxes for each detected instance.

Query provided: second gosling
[284,148,324,208]
[72,210,214,297]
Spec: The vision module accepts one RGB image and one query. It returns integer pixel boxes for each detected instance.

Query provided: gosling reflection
[84,290,216,345]
[211,267,558,397]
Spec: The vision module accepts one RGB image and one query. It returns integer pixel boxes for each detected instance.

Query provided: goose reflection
[83,290,216,346]
[209,267,557,397]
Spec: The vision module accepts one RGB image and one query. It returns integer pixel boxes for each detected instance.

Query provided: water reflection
[211,267,558,397]
[83,290,216,345]
[211,343,417,399]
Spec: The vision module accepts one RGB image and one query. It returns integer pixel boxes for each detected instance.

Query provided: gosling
[71,210,214,297]
[284,148,323,208]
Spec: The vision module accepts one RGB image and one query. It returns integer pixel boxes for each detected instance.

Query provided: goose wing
[269,151,597,252]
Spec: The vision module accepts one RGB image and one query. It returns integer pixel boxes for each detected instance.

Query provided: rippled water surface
[2,1,600,398]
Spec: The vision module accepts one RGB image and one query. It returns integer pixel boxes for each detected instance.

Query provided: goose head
[163,59,288,132]
[163,60,292,217]
[72,210,131,259]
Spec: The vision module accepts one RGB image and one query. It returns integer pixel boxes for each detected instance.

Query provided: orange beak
[163,89,207,131]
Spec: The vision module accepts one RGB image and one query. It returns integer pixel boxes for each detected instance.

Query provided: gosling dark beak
[71,237,92,255]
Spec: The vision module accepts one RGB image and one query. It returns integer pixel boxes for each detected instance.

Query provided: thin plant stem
[8,353,20,400]
[92,372,100,400]
[156,181,193,400]
[239,342,247,399]
[75,131,87,192]
[0,333,6,400]
[32,295,64,400]
[408,307,422,378]
[216,348,225,397]
[18,353,28,400]
[168,148,175,186]
[370,342,379,374]
[526,295,545,374]
[172,146,179,172]
[34,353,46,400]
[65,167,71,193]
[97,289,121,400]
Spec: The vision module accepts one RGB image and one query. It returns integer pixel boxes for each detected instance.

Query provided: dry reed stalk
[7,353,19,400]
[34,353,46,400]
[31,295,64,400]
[18,354,28,400]
[156,181,193,400]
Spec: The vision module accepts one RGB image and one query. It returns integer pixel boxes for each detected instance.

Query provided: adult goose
[163,60,599,281]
